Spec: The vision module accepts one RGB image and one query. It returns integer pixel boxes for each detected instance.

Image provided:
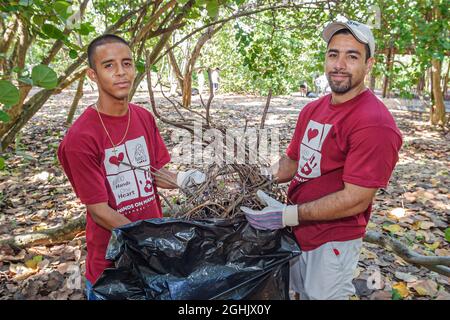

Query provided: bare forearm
[297,184,377,222]
[87,203,131,231]
[154,167,178,189]
[274,155,298,183]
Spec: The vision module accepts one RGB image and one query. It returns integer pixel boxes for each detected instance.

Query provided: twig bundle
[170,163,287,220]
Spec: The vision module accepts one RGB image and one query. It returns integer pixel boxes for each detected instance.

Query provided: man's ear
[365,57,375,75]
[87,68,98,83]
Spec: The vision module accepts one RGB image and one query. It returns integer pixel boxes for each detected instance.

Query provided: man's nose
[115,64,126,76]
[334,55,346,70]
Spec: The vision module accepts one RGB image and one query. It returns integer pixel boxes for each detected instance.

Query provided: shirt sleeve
[286,112,304,161]
[60,148,109,205]
[148,112,171,170]
[342,126,402,188]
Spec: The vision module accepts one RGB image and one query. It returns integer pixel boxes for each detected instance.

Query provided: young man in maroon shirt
[241,20,402,300]
[58,34,205,299]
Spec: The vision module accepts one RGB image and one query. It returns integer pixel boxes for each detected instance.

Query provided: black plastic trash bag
[92,216,301,300]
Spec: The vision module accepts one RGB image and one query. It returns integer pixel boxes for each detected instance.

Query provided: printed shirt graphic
[285,90,402,251]
[297,120,332,180]
[104,136,156,212]
[58,104,171,283]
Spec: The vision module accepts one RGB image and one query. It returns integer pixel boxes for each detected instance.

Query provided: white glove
[240,190,298,230]
[176,169,206,189]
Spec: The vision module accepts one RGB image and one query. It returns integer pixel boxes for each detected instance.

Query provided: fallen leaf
[383,224,404,235]
[435,290,450,300]
[24,255,43,269]
[360,247,378,260]
[398,217,414,225]
[403,192,416,202]
[417,221,435,230]
[369,290,392,300]
[415,230,431,242]
[392,282,410,299]
[0,249,26,262]
[394,272,418,283]
[408,280,439,297]
[57,262,72,274]
[367,222,377,230]
[424,241,440,251]
[435,248,450,256]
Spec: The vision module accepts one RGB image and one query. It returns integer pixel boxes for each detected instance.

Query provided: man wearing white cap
[241,20,403,299]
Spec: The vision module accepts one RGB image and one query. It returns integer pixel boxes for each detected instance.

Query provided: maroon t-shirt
[286,90,402,251]
[58,103,171,283]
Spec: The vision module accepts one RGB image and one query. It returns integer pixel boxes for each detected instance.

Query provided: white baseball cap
[322,20,375,58]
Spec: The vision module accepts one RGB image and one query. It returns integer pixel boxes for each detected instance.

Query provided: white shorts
[290,238,363,300]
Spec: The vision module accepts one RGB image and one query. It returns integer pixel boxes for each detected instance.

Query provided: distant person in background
[314,74,329,96]
[211,68,220,93]
[299,81,308,97]
[197,68,205,95]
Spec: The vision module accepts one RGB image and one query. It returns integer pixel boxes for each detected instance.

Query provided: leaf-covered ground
[0,88,449,300]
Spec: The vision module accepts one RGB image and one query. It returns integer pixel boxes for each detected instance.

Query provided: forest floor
[0,87,449,300]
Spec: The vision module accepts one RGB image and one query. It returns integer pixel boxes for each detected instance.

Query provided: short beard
[326,73,352,94]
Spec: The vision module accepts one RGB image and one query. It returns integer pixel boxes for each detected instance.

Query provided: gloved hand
[240,190,298,230]
[176,169,206,189]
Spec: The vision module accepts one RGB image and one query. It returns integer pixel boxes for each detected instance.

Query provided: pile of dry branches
[165,163,287,220]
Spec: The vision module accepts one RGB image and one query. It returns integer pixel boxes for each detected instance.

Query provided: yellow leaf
[367,222,377,230]
[383,224,404,234]
[24,255,43,269]
[393,282,410,298]
[424,241,440,251]
[25,259,38,269]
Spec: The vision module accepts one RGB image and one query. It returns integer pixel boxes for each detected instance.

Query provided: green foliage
[445,228,450,243]
[391,288,403,300]
[0,81,20,107]
[31,65,58,89]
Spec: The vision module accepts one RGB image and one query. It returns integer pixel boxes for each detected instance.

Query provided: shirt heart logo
[109,152,125,166]
[307,128,319,142]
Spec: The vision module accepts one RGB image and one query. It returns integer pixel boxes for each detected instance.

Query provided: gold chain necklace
[94,102,131,154]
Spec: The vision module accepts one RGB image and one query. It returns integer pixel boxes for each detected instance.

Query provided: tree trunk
[416,74,425,97]
[66,73,86,125]
[443,60,449,98]
[0,18,18,74]
[181,72,193,108]
[430,58,446,126]
[180,22,224,108]
[369,72,376,91]
[0,216,86,249]
[382,44,394,98]
[166,43,184,92]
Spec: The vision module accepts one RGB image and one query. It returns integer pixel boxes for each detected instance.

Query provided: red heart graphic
[307,128,319,142]
[109,152,124,166]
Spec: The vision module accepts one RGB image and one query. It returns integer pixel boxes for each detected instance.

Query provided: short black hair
[87,34,130,68]
[327,29,370,62]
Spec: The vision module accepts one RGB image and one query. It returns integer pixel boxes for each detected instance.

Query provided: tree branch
[364,231,450,276]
